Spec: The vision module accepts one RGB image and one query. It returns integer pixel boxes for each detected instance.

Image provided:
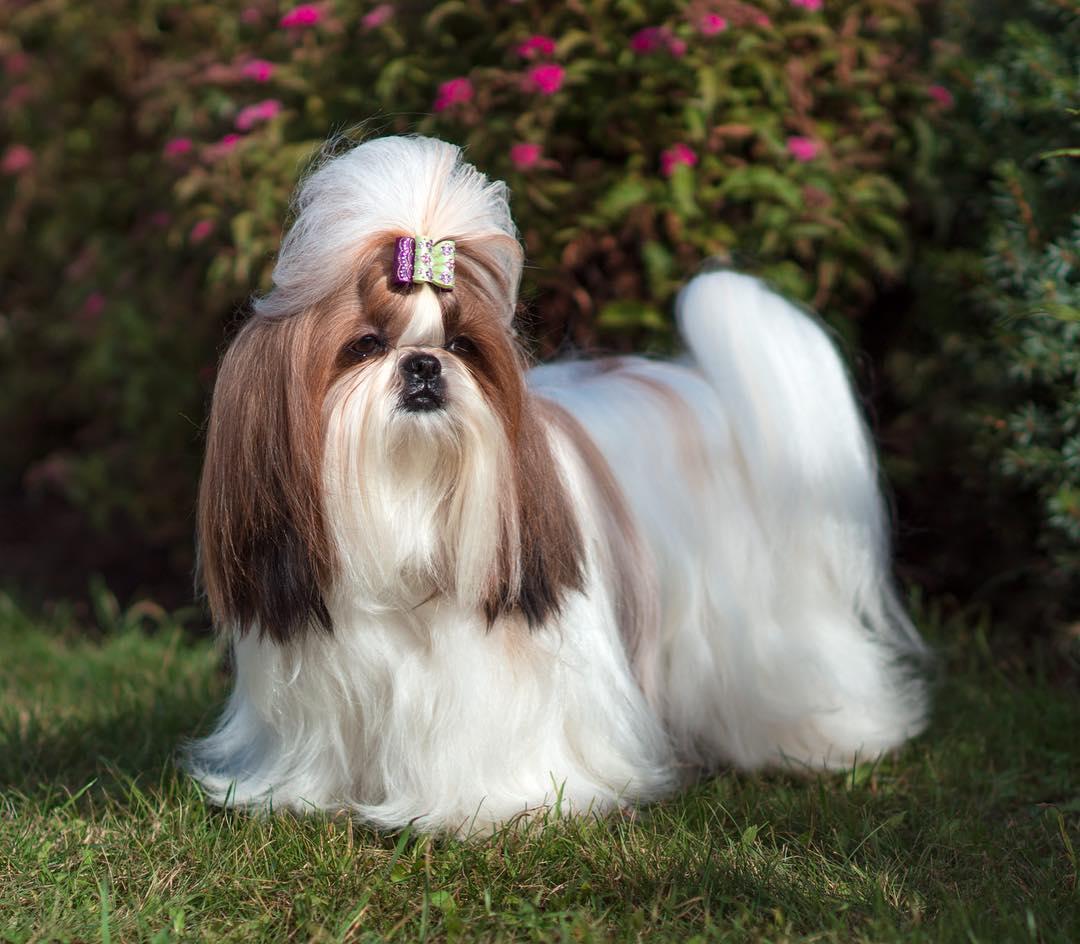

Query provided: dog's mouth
[400,383,446,413]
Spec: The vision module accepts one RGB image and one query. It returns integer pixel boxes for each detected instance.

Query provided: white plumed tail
[672,270,929,770]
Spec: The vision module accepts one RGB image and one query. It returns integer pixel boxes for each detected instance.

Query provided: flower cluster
[660,143,697,176]
[434,77,474,111]
[235,99,282,131]
[279,4,322,29]
[525,63,565,94]
[630,26,686,56]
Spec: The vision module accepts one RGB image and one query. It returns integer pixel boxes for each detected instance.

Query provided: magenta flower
[362,4,394,29]
[786,136,821,162]
[235,99,282,131]
[753,11,772,27]
[699,14,728,35]
[433,77,474,112]
[527,63,565,95]
[279,4,321,28]
[516,34,556,58]
[791,0,823,9]
[206,133,243,160]
[630,25,686,56]
[164,137,193,157]
[241,59,275,82]
[928,84,955,108]
[5,84,32,109]
[2,144,33,174]
[510,143,543,170]
[630,27,667,54]
[660,143,697,177]
[190,220,215,243]
[4,52,29,76]
[81,292,106,320]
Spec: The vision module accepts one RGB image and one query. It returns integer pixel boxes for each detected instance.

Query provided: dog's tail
[672,270,929,769]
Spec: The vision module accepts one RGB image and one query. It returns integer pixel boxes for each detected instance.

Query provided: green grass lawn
[1,590,1078,943]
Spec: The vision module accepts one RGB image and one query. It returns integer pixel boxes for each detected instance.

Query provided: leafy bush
[888,0,1080,626]
[1,0,941,586]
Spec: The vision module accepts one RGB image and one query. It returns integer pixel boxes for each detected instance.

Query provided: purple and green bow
[393,236,456,289]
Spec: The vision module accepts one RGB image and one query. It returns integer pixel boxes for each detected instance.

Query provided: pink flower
[240,7,262,24]
[362,4,394,29]
[630,27,667,54]
[527,63,564,95]
[164,137,193,157]
[510,143,542,170]
[241,59,275,82]
[4,52,29,76]
[630,25,686,55]
[206,133,243,160]
[753,12,772,27]
[699,14,728,35]
[786,136,821,162]
[279,4,321,28]
[790,0,823,9]
[2,144,33,174]
[928,84,954,108]
[433,77,473,112]
[5,84,32,109]
[190,220,215,243]
[81,292,106,320]
[516,34,556,58]
[660,143,697,177]
[235,99,282,131]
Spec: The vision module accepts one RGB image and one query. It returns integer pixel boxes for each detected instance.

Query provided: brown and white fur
[187,135,929,834]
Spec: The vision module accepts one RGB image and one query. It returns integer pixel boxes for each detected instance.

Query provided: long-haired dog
[187,135,928,835]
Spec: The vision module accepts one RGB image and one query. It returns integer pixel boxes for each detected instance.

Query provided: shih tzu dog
[187,135,928,835]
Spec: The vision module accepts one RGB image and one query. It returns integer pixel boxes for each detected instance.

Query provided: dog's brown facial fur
[198,233,584,642]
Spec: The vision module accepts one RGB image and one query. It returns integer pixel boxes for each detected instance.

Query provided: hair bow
[393,236,456,289]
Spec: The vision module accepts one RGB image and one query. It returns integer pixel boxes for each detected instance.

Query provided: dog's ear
[483,387,586,629]
[198,311,335,642]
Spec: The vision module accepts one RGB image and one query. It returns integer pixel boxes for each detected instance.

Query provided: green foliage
[0,0,940,571]
[894,0,1080,624]
[973,2,1080,597]
[2,595,1079,941]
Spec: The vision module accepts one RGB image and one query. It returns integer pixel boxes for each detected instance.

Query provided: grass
[1,589,1078,943]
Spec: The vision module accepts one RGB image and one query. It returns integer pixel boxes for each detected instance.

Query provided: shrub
[0,0,940,587]
[889,0,1080,626]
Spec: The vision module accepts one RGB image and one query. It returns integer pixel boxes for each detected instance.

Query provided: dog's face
[198,233,584,643]
[319,237,536,617]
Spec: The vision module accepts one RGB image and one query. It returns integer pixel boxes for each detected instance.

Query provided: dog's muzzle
[399,352,446,412]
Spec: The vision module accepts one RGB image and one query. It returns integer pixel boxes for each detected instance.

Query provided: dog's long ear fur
[433,256,585,630]
[198,309,336,642]
[499,398,587,627]
[475,334,585,628]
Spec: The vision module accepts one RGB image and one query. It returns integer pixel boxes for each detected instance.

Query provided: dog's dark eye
[446,336,477,356]
[345,334,385,361]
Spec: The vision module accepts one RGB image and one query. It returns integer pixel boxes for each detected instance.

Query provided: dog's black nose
[400,352,441,382]
[399,352,446,413]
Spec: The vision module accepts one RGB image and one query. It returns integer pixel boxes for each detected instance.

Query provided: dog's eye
[345,334,385,361]
[446,336,477,356]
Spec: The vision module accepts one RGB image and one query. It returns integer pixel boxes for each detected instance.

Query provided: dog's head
[198,136,583,642]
